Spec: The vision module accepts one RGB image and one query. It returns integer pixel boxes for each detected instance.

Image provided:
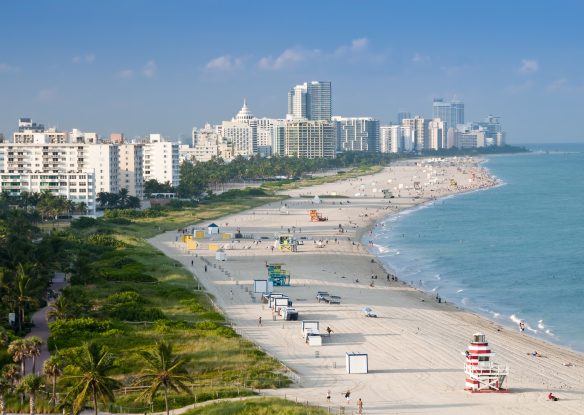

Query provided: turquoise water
[368,144,584,352]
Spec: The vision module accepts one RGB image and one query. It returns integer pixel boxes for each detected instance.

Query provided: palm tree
[63,342,120,415]
[0,377,13,415]
[8,339,28,376]
[133,340,192,415]
[118,188,129,208]
[43,356,62,405]
[47,296,73,321]
[2,364,20,386]
[25,337,43,374]
[17,374,44,415]
[14,264,37,333]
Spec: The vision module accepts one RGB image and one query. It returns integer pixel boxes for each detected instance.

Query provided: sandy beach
[149,157,584,414]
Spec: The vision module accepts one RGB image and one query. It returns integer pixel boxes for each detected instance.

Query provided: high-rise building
[256,118,286,157]
[287,81,332,121]
[118,143,144,198]
[0,141,121,214]
[221,100,257,157]
[432,98,464,131]
[380,125,402,153]
[474,115,505,146]
[333,116,380,152]
[427,119,447,150]
[284,120,335,159]
[18,118,44,133]
[397,112,412,125]
[143,135,180,187]
[401,117,430,151]
[85,144,119,194]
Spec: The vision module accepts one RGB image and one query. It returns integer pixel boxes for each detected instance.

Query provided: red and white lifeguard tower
[464,332,509,392]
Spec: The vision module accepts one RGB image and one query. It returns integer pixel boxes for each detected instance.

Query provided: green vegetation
[182,397,329,415]
[97,188,141,210]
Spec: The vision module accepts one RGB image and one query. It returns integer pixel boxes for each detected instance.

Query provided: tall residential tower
[287,81,332,121]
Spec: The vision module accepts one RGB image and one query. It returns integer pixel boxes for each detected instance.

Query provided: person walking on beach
[344,390,351,404]
[326,390,331,403]
[258,316,262,326]
[204,265,208,272]
[357,398,363,414]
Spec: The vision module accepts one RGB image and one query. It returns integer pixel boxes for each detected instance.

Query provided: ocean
[368,143,584,352]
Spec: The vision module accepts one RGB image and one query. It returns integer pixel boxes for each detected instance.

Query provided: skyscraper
[432,98,464,131]
[333,116,379,152]
[287,81,332,121]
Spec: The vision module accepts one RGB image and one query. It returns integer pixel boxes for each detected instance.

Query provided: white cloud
[116,69,134,79]
[519,59,538,74]
[334,37,369,57]
[412,52,430,63]
[258,47,318,70]
[351,38,368,50]
[546,78,567,92]
[72,53,96,64]
[0,63,18,73]
[37,88,57,102]
[143,60,157,78]
[205,55,244,71]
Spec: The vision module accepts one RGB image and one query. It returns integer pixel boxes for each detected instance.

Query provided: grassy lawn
[182,397,329,415]
[104,195,286,238]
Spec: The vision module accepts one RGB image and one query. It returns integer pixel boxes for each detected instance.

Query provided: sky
[1,0,583,143]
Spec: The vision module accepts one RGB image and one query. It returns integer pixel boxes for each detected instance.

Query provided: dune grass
[182,397,329,415]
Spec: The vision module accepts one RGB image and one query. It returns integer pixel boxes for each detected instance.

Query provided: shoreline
[148,157,584,414]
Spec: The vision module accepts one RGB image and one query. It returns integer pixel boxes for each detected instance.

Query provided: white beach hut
[346,352,368,374]
[207,223,219,235]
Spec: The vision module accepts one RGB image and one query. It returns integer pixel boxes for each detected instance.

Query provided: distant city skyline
[1,0,583,143]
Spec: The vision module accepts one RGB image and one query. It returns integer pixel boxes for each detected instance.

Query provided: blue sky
[1,0,583,143]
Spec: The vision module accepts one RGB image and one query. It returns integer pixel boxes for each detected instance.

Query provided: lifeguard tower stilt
[464,333,509,392]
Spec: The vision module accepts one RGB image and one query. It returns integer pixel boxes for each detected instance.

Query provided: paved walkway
[25,271,67,375]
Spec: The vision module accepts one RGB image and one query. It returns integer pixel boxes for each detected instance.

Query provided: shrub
[71,217,98,229]
[48,317,114,349]
[105,217,133,225]
[86,234,126,248]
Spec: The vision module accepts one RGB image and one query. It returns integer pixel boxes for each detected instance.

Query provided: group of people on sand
[326,390,363,413]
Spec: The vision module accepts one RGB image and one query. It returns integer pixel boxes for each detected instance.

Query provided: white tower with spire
[221,99,258,157]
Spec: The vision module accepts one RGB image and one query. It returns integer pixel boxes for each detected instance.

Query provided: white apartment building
[256,118,286,157]
[143,136,180,187]
[0,172,96,214]
[401,117,430,151]
[427,118,447,150]
[333,116,380,152]
[380,125,402,153]
[455,127,486,149]
[118,143,144,198]
[221,100,257,157]
[190,124,222,161]
[284,120,336,159]
[0,142,119,214]
[85,144,119,194]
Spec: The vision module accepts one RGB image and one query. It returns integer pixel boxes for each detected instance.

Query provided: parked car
[323,295,341,304]
[362,306,377,318]
[316,291,330,302]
